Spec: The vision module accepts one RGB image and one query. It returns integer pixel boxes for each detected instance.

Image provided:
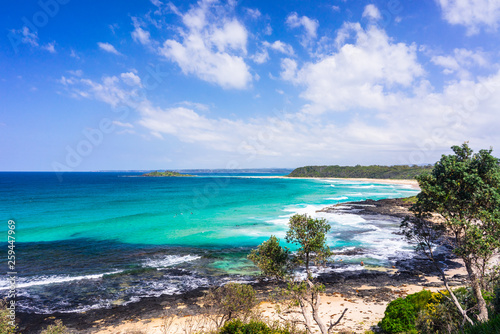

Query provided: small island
[142,170,195,177]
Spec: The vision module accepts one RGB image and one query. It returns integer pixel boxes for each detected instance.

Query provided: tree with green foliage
[248,214,345,334]
[285,214,332,276]
[402,143,500,324]
[248,236,291,280]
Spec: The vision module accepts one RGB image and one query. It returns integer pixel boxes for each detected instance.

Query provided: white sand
[241,176,420,190]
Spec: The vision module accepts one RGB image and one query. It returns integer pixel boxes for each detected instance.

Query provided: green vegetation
[142,170,194,177]
[464,314,500,334]
[0,300,16,334]
[401,196,418,204]
[40,320,69,334]
[402,143,500,324]
[285,214,332,274]
[248,236,291,280]
[218,319,295,334]
[287,165,432,179]
[379,287,500,334]
[378,290,432,333]
[205,283,258,329]
[248,214,343,334]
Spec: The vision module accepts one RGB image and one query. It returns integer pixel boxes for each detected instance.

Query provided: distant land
[287,165,433,179]
[142,170,194,177]
[175,168,294,174]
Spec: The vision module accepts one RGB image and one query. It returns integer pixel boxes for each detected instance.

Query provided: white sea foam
[0,271,123,290]
[142,255,201,269]
[327,196,348,201]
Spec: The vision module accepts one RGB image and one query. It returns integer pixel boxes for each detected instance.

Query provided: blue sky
[1,0,500,171]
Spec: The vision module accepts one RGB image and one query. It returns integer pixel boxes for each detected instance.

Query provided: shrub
[205,283,257,328]
[40,320,69,334]
[218,319,292,334]
[378,290,432,333]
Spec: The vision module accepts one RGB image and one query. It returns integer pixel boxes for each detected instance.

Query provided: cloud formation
[98,42,122,55]
[282,23,424,113]
[437,0,500,34]
[286,12,319,45]
[362,4,382,21]
[159,0,252,89]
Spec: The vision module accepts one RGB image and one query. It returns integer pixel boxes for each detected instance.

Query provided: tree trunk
[436,264,474,326]
[465,260,489,322]
[298,298,315,334]
[306,278,329,334]
[425,238,475,326]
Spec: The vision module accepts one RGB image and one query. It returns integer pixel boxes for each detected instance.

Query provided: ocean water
[0,172,419,314]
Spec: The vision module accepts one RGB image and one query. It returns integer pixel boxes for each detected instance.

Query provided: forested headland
[287,165,433,179]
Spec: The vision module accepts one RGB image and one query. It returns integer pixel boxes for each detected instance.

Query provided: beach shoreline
[239,176,421,190]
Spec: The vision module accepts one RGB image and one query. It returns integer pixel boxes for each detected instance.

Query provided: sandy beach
[241,176,421,190]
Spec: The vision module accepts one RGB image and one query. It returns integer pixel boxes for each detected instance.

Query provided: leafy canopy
[248,235,291,280]
[285,214,332,274]
[412,143,500,262]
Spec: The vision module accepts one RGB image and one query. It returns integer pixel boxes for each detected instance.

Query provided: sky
[1,0,500,171]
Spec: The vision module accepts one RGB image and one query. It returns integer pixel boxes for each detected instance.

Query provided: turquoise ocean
[0,172,419,314]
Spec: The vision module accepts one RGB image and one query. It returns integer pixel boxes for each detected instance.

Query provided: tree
[285,214,332,276]
[402,143,500,323]
[248,214,345,334]
[248,235,291,280]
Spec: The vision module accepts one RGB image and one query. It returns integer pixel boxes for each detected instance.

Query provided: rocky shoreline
[318,197,416,218]
[17,197,467,333]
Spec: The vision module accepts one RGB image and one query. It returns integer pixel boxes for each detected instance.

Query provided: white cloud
[177,101,210,111]
[431,48,489,78]
[131,18,152,46]
[253,40,294,64]
[282,23,424,113]
[60,65,500,166]
[10,27,57,53]
[245,8,261,19]
[150,0,162,8]
[120,72,142,87]
[68,70,83,77]
[159,0,252,89]
[251,49,269,64]
[42,42,56,53]
[60,72,143,107]
[113,121,134,128]
[362,4,382,20]
[280,58,298,81]
[437,0,500,34]
[70,49,80,59]
[98,42,122,55]
[286,12,319,45]
[264,24,273,35]
[263,41,295,56]
[18,26,39,47]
